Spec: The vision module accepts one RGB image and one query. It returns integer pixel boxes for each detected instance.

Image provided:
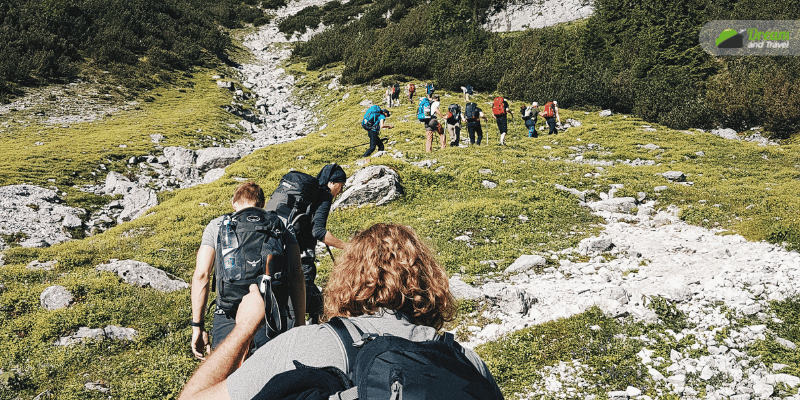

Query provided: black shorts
[495,115,508,133]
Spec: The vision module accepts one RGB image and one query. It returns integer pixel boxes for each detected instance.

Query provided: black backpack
[214,208,289,321]
[464,102,479,121]
[465,84,474,95]
[393,83,400,95]
[446,104,461,124]
[265,171,320,251]
[257,317,502,400]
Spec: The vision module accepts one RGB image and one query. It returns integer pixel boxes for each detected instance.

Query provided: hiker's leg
[454,123,461,145]
[468,122,475,144]
[425,129,433,153]
[377,134,385,152]
[439,132,446,149]
[363,130,379,157]
[476,125,483,145]
[500,132,507,145]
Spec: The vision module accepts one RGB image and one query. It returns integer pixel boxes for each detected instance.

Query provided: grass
[0,54,799,398]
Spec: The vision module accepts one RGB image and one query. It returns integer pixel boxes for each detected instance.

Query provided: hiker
[406,82,416,104]
[464,101,487,145]
[265,164,349,325]
[190,182,306,360]
[425,82,435,98]
[539,100,561,135]
[384,86,393,108]
[446,102,463,146]
[522,101,540,138]
[423,95,446,152]
[391,82,401,107]
[178,223,504,400]
[491,95,513,146]
[360,105,393,158]
[461,84,474,101]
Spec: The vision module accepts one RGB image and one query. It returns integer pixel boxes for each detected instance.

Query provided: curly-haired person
[179,223,503,400]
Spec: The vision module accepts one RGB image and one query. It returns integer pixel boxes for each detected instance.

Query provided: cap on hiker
[382,109,391,117]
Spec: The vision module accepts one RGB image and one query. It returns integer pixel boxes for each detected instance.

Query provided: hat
[532,102,538,106]
[317,163,347,186]
[553,101,558,105]
[382,109,391,117]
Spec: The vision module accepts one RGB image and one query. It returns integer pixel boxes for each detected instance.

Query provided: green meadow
[1,57,799,399]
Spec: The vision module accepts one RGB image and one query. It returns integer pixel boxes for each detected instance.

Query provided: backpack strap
[325,317,364,374]
[328,387,359,400]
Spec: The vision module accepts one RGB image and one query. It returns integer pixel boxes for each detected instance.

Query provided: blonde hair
[324,223,456,330]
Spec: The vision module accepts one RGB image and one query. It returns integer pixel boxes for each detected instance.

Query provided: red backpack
[492,97,506,116]
[408,83,416,92]
[542,102,556,118]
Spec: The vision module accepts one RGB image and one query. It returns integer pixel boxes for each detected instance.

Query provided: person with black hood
[361,106,393,158]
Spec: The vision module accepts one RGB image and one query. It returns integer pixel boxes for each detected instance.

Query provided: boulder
[117,188,158,223]
[482,180,498,189]
[163,146,197,169]
[203,168,226,184]
[195,147,242,171]
[96,259,189,292]
[588,197,637,213]
[103,172,136,195]
[333,165,404,209]
[27,259,58,271]
[505,254,547,274]
[55,325,137,346]
[662,171,686,182]
[0,185,85,250]
[578,237,614,253]
[599,110,613,117]
[449,276,483,301]
[40,285,74,310]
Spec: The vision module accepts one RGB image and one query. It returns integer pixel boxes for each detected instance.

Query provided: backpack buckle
[352,333,379,348]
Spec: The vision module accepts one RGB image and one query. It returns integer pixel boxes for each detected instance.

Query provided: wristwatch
[190,320,204,328]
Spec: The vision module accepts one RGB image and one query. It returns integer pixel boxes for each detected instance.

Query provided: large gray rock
[483,0,594,32]
[163,146,199,181]
[103,172,136,195]
[96,259,189,292]
[578,237,614,253]
[40,285,74,310]
[449,276,483,301]
[662,171,687,182]
[0,185,86,250]
[333,165,404,209]
[195,147,242,171]
[587,197,637,213]
[481,282,537,315]
[117,188,158,223]
[505,255,547,274]
[54,325,137,346]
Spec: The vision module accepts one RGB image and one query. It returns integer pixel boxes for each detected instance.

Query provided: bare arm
[179,285,266,400]
[191,245,215,360]
[287,243,306,326]
[380,119,393,130]
[322,231,347,250]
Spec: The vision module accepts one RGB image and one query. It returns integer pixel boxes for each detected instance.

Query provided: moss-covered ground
[1,57,799,399]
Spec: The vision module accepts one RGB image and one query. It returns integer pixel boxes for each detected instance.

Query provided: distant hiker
[539,100,561,135]
[384,86,393,108]
[422,95,445,152]
[407,82,416,104]
[190,182,306,360]
[491,96,513,146]
[425,82,435,98]
[461,84,474,101]
[360,105,393,158]
[446,103,463,146]
[178,223,504,400]
[265,164,349,325]
[464,101,488,145]
[521,101,540,138]
[391,82,401,107]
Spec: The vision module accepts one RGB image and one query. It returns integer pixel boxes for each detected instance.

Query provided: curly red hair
[323,223,456,330]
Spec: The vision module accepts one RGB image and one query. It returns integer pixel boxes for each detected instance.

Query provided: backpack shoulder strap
[325,317,364,374]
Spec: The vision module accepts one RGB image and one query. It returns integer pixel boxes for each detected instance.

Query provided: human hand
[235,284,266,334]
[191,327,210,360]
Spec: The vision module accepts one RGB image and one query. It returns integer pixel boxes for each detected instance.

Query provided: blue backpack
[361,105,383,131]
[417,97,432,121]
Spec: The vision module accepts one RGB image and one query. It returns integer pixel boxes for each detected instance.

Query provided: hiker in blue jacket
[179,223,504,400]
[361,106,393,158]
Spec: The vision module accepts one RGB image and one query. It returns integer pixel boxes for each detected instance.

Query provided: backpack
[392,83,400,95]
[214,208,290,321]
[361,105,383,131]
[464,102,479,121]
[446,103,461,124]
[408,83,416,92]
[492,97,506,116]
[525,118,536,128]
[417,97,432,121]
[520,105,530,120]
[465,84,474,95]
[255,317,502,400]
[541,101,556,118]
[426,84,434,95]
[264,171,320,251]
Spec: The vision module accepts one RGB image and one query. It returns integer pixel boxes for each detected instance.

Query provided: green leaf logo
[716,29,743,48]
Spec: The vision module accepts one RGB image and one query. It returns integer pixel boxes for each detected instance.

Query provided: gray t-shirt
[226,310,503,399]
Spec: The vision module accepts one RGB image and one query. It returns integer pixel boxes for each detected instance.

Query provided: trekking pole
[343,142,370,150]
[326,244,335,264]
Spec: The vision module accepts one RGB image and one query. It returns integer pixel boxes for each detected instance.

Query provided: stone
[449,276,483,301]
[103,171,136,195]
[776,337,797,351]
[195,147,242,171]
[643,143,660,150]
[654,185,668,192]
[711,128,739,140]
[482,180,498,189]
[332,165,404,209]
[55,325,137,346]
[40,285,74,310]
[96,259,189,292]
[599,109,613,117]
[766,373,800,387]
[27,259,58,271]
[203,168,226,184]
[662,171,687,182]
[505,254,547,274]
[608,390,629,400]
[0,185,86,250]
[484,0,593,32]
[588,197,637,213]
[117,187,158,223]
[578,237,614,253]
[752,382,773,398]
